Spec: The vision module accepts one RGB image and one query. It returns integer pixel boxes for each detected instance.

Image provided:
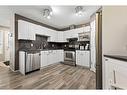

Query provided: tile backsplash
[18,35,90,51]
[19,35,63,50]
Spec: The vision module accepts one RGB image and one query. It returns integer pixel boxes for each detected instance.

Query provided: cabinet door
[60,50,64,62]
[57,50,64,62]
[54,50,58,63]
[76,51,90,67]
[108,58,127,89]
[47,30,57,42]
[28,22,36,40]
[18,20,29,40]
[18,20,35,40]
[40,51,43,67]
[57,32,64,42]
[82,51,90,67]
[104,58,119,89]
[113,64,127,89]
[47,50,53,65]
[19,51,25,75]
[41,51,48,67]
[84,26,90,32]
[71,29,78,38]
[64,30,72,39]
[76,51,82,66]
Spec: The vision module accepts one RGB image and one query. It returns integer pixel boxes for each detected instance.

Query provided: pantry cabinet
[76,50,90,68]
[104,56,127,89]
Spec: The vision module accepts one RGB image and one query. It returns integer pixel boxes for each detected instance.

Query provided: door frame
[95,11,102,89]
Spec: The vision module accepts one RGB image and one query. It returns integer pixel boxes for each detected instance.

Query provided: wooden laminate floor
[0,63,96,89]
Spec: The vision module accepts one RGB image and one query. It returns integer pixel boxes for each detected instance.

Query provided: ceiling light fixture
[43,8,53,19]
[75,6,84,16]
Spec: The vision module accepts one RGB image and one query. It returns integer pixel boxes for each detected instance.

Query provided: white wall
[102,6,127,88]
[102,6,127,56]
[0,7,11,27]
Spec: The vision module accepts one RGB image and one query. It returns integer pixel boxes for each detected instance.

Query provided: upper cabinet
[63,26,90,40]
[57,31,66,42]
[47,30,57,42]
[18,20,36,40]
[18,20,90,42]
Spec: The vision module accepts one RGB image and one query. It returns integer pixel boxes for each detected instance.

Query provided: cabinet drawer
[112,66,127,89]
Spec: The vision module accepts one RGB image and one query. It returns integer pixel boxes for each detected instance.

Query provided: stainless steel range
[64,50,76,66]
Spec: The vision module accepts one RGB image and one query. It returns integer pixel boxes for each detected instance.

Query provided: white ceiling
[0,6,100,29]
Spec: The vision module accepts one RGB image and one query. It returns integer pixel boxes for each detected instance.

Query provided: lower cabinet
[104,57,127,89]
[76,50,90,68]
[40,51,48,67]
[40,50,64,68]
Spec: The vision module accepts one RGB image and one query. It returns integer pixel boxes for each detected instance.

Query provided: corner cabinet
[18,20,36,40]
[104,57,127,89]
[76,50,90,68]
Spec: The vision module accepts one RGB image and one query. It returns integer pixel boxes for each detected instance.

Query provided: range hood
[67,38,78,42]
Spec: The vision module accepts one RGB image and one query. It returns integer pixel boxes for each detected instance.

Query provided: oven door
[64,51,75,62]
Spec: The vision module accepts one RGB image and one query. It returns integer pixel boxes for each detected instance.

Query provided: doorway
[0,26,10,68]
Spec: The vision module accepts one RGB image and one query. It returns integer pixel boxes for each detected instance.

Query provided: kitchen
[0,6,100,89]
[18,17,92,74]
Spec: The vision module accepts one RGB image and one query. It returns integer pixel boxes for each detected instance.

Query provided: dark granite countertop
[104,55,127,62]
[76,50,90,51]
[19,49,64,52]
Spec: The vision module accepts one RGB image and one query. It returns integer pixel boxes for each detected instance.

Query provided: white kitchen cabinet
[40,50,64,68]
[18,19,90,42]
[63,26,90,41]
[64,29,74,39]
[57,50,64,62]
[47,30,58,42]
[19,51,26,75]
[35,25,48,36]
[76,50,90,68]
[18,20,35,40]
[104,57,127,89]
[84,26,90,32]
[40,51,48,67]
[57,32,64,42]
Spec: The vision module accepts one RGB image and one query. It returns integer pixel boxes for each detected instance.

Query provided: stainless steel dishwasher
[25,51,40,74]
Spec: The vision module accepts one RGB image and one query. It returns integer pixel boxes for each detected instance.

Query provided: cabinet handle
[113,70,116,84]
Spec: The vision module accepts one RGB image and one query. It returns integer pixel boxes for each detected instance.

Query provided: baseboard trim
[9,67,19,72]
